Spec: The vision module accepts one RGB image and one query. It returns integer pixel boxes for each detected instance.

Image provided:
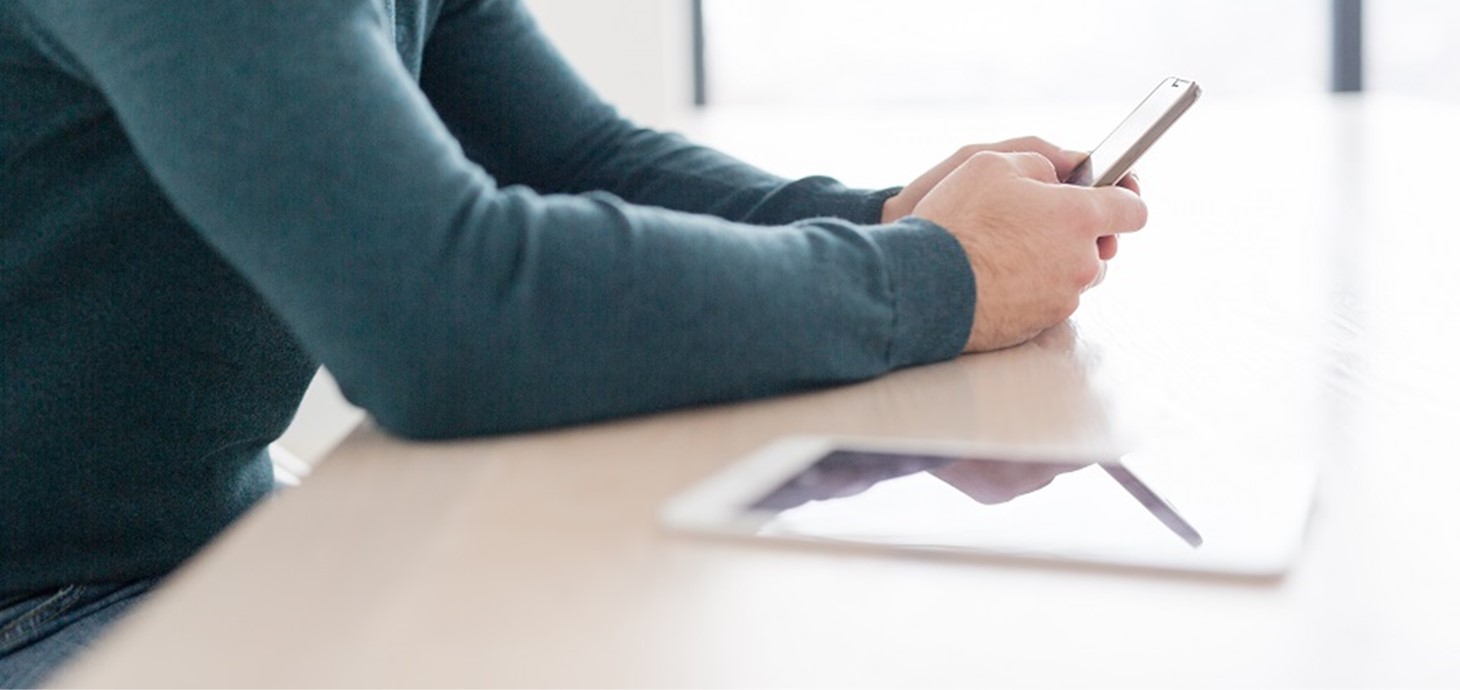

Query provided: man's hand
[883,137,1141,263]
[909,150,1148,352]
[882,137,1084,223]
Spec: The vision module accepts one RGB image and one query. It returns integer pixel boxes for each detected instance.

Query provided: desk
[56,97,1460,687]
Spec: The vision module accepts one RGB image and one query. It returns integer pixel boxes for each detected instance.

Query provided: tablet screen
[662,438,1316,577]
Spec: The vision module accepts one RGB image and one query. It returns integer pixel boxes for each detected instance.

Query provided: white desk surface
[56,96,1460,688]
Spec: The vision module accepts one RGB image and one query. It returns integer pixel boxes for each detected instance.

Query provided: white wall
[274,371,364,467]
[522,0,693,127]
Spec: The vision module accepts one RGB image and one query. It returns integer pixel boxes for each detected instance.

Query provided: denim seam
[0,586,83,653]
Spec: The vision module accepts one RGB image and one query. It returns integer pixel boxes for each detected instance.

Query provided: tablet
[660,436,1317,577]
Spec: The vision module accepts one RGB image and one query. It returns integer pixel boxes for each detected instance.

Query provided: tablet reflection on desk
[750,450,1085,512]
[744,447,1216,567]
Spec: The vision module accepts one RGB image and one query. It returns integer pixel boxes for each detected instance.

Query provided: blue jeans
[0,578,158,689]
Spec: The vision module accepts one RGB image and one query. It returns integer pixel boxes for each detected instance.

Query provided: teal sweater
[0,0,973,594]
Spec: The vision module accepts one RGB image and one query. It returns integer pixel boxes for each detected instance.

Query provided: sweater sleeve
[19,0,973,438]
[420,0,895,226]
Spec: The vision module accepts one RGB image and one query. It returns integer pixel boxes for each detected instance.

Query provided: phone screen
[1064,77,1200,187]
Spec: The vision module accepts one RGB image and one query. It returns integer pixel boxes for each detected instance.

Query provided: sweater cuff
[746,176,902,225]
[865,217,974,369]
[859,186,903,224]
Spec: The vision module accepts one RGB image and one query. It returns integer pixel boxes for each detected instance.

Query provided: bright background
[702,0,1460,107]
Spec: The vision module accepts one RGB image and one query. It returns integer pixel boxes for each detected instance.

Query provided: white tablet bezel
[660,435,1317,578]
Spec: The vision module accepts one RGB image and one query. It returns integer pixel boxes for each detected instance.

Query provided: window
[700,1,1328,107]
[1370,1,1460,101]
[698,1,1460,107]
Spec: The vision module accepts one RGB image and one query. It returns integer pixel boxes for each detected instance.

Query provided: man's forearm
[420,0,894,226]
[21,0,972,437]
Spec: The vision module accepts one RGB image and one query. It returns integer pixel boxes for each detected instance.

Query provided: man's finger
[1080,185,1148,236]
[988,136,1086,180]
[1117,171,1142,196]
[998,151,1061,183]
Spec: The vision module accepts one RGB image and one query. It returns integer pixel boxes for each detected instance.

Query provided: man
[0,0,1145,684]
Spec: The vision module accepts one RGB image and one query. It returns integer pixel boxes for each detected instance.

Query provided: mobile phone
[1063,77,1201,187]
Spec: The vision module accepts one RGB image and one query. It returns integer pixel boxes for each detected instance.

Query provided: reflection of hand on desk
[929,458,1085,505]
[750,449,1085,512]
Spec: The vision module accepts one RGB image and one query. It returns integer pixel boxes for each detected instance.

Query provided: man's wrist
[865,217,974,368]
[877,187,908,224]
